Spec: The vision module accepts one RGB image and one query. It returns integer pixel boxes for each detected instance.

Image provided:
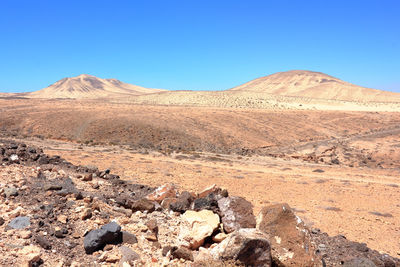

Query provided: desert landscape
[1,70,400,266]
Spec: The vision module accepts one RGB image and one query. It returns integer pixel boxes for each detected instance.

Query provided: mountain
[28,74,165,99]
[228,70,400,102]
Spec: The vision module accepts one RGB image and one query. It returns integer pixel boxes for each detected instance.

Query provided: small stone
[83,173,93,181]
[81,208,92,220]
[8,216,30,229]
[35,235,52,250]
[145,232,158,242]
[212,233,228,243]
[122,231,138,244]
[20,230,32,239]
[57,215,68,224]
[162,246,173,256]
[145,219,158,234]
[4,187,18,198]
[0,217,4,226]
[54,227,65,238]
[44,184,62,191]
[172,247,194,261]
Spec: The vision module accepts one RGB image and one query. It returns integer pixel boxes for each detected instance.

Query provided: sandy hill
[228,70,400,102]
[28,74,165,99]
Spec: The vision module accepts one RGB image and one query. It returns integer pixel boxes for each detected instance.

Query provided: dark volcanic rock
[218,196,256,233]
[193,193,220,212]
[7,216,30,229]
[170,191,193,213]
[83,222,122,254]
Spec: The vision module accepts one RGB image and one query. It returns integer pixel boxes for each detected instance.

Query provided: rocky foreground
[0,140,398,266]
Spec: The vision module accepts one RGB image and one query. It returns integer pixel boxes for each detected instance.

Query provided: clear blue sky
[0,0,399,92]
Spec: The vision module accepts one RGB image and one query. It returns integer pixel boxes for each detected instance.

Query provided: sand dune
[28,74,165,99]
[229,70,400,102]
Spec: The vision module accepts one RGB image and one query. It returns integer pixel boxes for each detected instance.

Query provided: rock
[145,219,158,235]
[10,154,19,161]
[198,184,218,198]
[122,231,138,244]
[161,197,178,210]
[218,196,256,233]
[170,191,193,213]
[83,222,122,254]
[145,232,158,242]
[127,198,155,212]
[8,216,30,229]
[342,257,377,267]
[257,203,316,266]
[82,173,93,181]
[211,228,271,267]
[44,184,62,191]
[54,227,66,238]
[162,246,173,256]
[171,247,194,261]
[20,230,32,239]
[35,235,52,250]
[4,186,18,197]
[105,250,122,263]
[212,233,228,243]
[120,245,140,264]
[18,245,42,267]
[57,215,68,224]
[193,193,219,212]
[146,183,176,203]
[0,216,4,226]
[181,210,220,249]
[81,208,93,220]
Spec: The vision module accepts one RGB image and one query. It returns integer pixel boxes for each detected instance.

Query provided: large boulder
[257,203,317,266]
[218,196,256,233]
[180,210,220,249]
[84,222,122,254]
[210,228,272,267]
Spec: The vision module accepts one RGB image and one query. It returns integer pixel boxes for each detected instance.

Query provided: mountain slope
[28,74,165,99]
[228,70,400,102]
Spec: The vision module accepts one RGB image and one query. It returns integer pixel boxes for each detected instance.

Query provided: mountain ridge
[28,74,165,99]
[228,70,400,102]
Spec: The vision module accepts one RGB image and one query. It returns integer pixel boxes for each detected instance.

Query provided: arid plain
[1,70,400,258]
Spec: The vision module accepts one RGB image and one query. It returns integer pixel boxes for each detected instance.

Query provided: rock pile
[0,140,399,266]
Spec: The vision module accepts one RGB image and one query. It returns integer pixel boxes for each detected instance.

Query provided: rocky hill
[27,74,165,99]
[0,140,398,266]
[228,70,400,102]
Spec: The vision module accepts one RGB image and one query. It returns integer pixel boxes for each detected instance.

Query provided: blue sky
[0,0,399,92]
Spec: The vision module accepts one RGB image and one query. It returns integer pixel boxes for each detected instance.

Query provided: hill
[228,70,400,102]
[27,74,165,99]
